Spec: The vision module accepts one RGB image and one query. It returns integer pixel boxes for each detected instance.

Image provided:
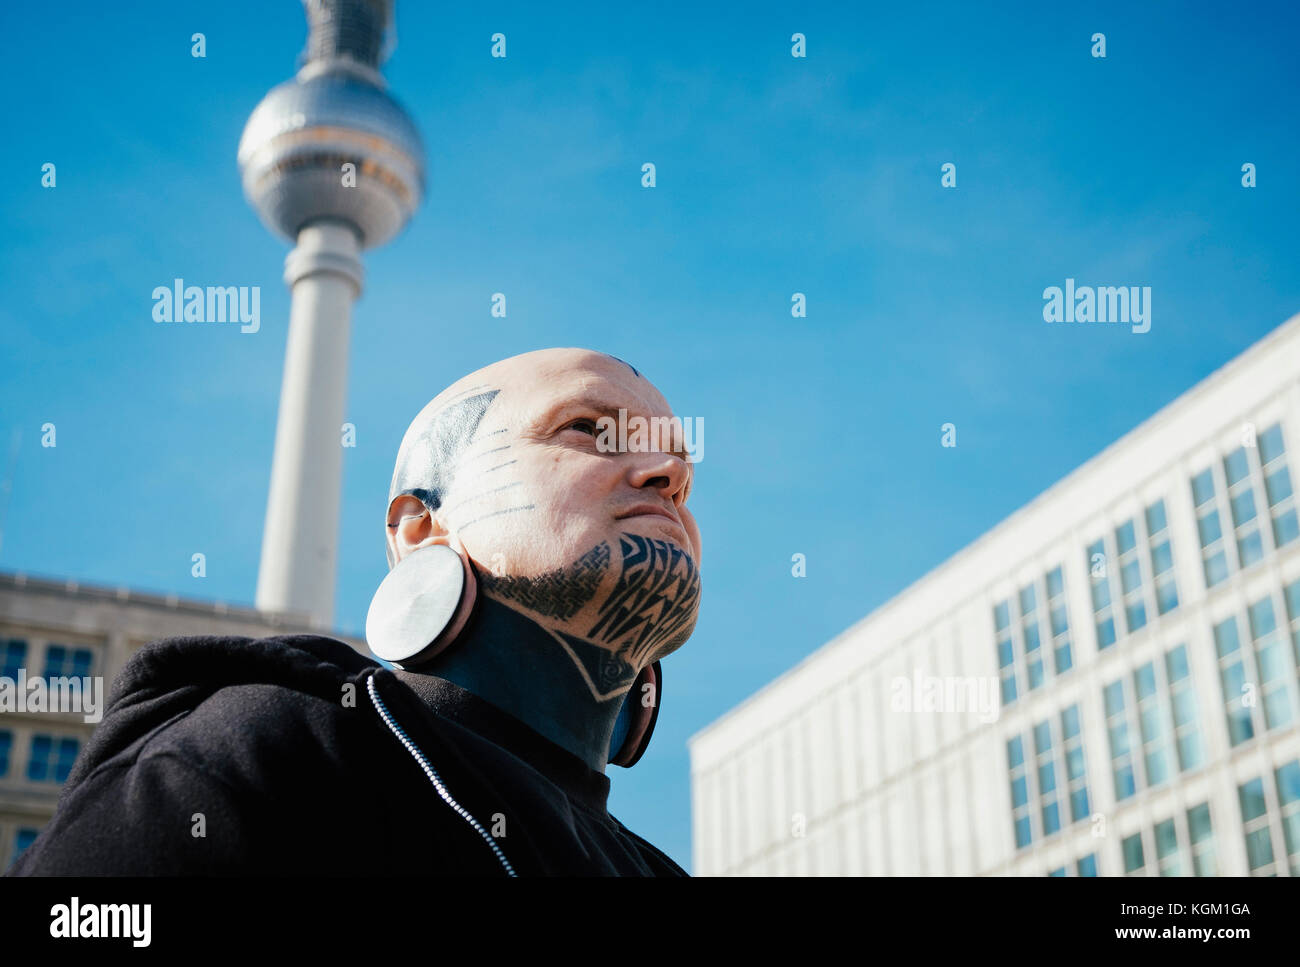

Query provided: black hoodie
[4,633,687,876]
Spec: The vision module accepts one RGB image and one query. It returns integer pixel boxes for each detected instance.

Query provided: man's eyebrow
[538,393,695,463]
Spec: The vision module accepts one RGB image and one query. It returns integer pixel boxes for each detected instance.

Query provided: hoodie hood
[63,633,378,795]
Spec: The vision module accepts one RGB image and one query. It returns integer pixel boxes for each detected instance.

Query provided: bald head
[382,348,702,677]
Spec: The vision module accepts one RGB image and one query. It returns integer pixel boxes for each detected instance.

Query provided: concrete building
[0,571,365,870]
[690,311,1300,876]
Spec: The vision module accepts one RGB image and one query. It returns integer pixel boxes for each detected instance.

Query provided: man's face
[386,349,702,671]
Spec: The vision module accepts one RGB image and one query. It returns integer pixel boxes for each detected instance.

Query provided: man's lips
[615,504,683,528]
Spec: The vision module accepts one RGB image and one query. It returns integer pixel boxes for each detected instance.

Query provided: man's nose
[626,450,691,504]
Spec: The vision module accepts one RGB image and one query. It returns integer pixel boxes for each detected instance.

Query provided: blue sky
[2,0,1299,872]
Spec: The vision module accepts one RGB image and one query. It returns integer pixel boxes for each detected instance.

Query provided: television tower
[238,0,425,628]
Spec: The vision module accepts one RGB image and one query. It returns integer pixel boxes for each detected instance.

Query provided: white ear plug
[366,543,478,668]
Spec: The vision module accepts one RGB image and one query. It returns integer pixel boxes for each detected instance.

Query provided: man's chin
[615,518,698,561]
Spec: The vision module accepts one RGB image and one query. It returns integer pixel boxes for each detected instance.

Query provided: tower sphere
[237,58,425,250]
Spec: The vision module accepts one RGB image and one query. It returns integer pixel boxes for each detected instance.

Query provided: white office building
[689,312,1300,876]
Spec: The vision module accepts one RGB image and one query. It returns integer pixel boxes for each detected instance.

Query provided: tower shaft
[254,222,363,627]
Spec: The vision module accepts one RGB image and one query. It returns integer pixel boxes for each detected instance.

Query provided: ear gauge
[609,661,662,768]
[366,543,479,668]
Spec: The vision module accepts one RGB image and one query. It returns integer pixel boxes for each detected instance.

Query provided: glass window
[1166,645,1205,771]
[1019,584,1037,616]
[1062,705,1081,738]
[1188,802,1217,876]
[1275,759,1300,875]
[1116,520,1137,555]
[1047,866,1066,877]
[1239,777,1275,873]
[26,735,80,784]
[1214,617,1241,657]
[1155,817,1181,875]
[994,601,1010,631]
[1198,511,1222,546]
[1266,467,1293,507]
[1050,604,1068,637]
[1146,500,1168,535]
[0,638,27,681]
[1238,530,1265,568]
[1204,549,1229,587]
[1122,833,1145,874]
[1260,424,1286,465]
[0,730,11,778]
[1274,509,1300,548]
[1192,469,1216,507]
[1225,448,1251,486]
[1096,617,1116,650]
[1231,489,1258,527]
[1151,540,1173,575]
[1046,567,1064,599]
[1156,577,1179,614]
[1077,852,1098,877]
[11,828,40,868]
[1061,704,1090,823]
[43,645,94,679]
[997,638,1014,668]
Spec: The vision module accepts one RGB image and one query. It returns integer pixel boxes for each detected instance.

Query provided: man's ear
[386,494,447,565]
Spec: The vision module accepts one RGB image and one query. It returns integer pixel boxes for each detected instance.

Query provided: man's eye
[564,419,599,436]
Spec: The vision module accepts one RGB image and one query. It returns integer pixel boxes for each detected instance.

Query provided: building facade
[0,571,365,871]
[689,312,1300,876]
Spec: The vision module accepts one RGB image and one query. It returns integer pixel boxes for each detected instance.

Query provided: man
[7,348,701,876]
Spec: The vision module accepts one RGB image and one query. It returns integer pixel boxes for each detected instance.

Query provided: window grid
[1246,593,1298,731]
[0,638,26,681]
[1238,776,1276,875]
[1115,517,1149,635]
[1191,421,1300,593]
[1088,538,1120,650]
[1187,801,1218,876]
[1145,499,1180,615]
[1104,677,1139,801]
[1033,719,1061,837]
[1046,566,1073,675]
[1165,644,1206,772]
[25,734,79,784]
[1132,660,1173,790]
[42,644,94,679]
[995,600,1016,706]
[1021,583,1045,693]
[1008,736,1031,849]
[995,567,1073,708]
[1259,423,1300,551]
[1061,704,1090,823]
[1223,444,1265,571]
[1008,712,1088,850]
[1122,830,1146,875]
[1044,852,1098,877]
[1283,578,1300,693]
[1276,759,1300,877]
[1154,816,1182,876]
[1192,466,1231,588]
[1214,616,1256,748]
